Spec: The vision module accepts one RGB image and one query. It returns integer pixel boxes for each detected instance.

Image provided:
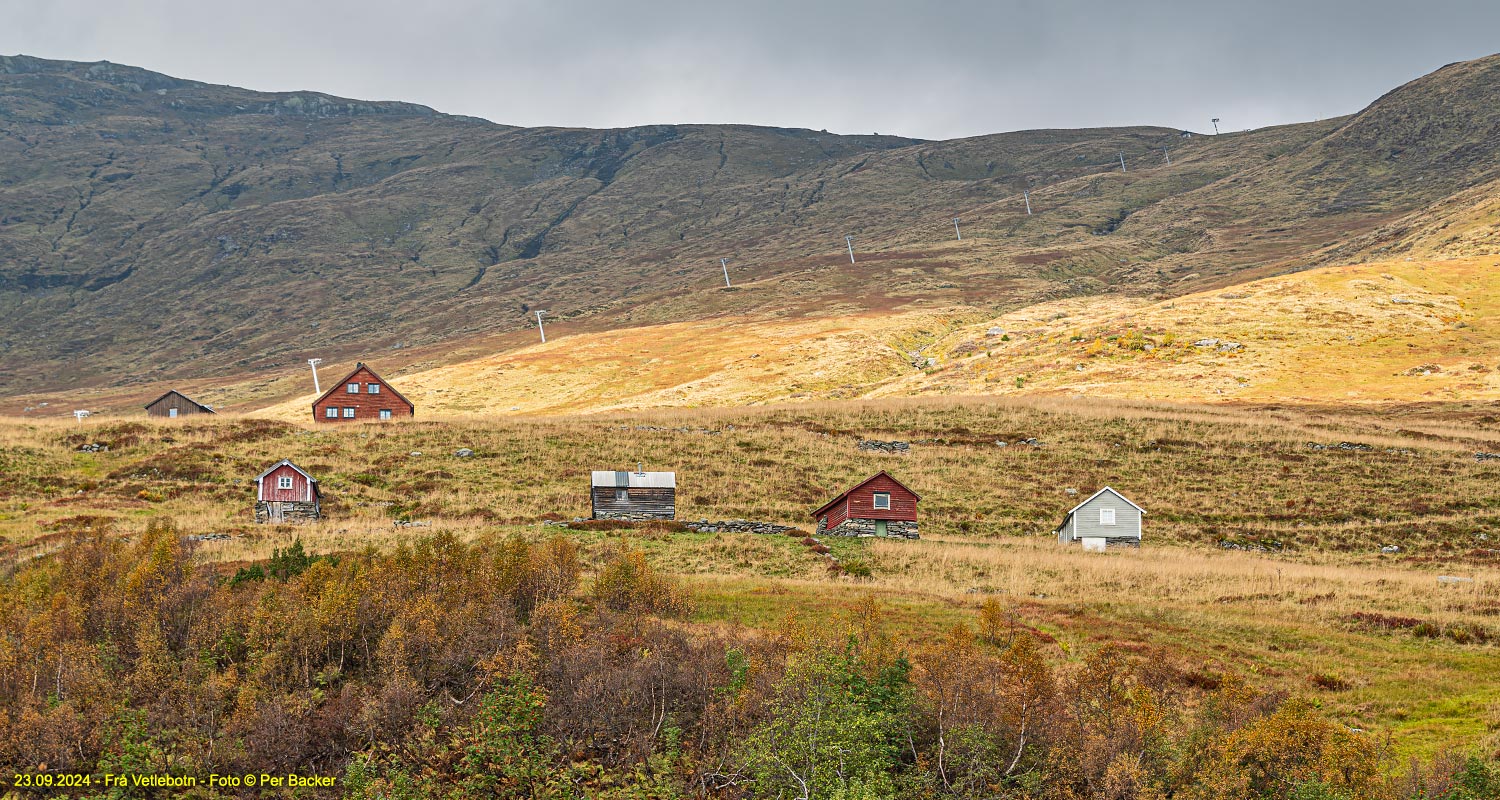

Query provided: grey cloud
[2,0,1497,139]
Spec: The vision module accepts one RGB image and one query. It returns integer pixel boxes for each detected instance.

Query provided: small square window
[325,407,338,418]
[343,407,356,418]
[615,489,628,502]
[168,407,178,418]
[347,383,360,393]
[872,493,891,510]
[1099,508,1116,526]
[367,383,380,393]
[379,409,392,420]
[278,476,293,490]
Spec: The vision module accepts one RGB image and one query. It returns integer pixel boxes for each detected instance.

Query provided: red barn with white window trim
[311,363,414,423]
[255,459,321,523]
[812,470,920,538]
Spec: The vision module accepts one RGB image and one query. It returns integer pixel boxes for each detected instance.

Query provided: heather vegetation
[4,522,1499,799]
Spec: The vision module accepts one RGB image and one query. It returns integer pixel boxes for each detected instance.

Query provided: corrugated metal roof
[591,470,676,489]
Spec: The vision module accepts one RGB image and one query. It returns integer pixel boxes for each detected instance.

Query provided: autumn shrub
[590,546,690,615]
[740,646,911,798]
[841,558,873,578]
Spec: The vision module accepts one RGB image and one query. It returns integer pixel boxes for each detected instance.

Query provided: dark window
[615,489,628,502]
[872,492,891,510]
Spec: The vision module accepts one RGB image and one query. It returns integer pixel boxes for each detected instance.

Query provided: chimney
[637,461,644,475]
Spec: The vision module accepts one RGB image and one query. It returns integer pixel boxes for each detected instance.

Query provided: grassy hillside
[2,401,1499,758]
[5,53,1500,402]
[893,255,1500,404]
[190,255,1492,419]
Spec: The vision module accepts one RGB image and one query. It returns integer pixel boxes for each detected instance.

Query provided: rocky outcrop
[857,440,910,454]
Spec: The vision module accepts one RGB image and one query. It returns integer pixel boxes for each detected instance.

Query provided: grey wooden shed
[590,469,676,521]
[1054,487,1144,550]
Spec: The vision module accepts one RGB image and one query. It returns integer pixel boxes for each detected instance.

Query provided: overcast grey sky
[4,0,1498,140]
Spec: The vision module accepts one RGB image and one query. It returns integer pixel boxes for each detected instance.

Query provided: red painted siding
[822,498,850,530]
[259,464,314,502]
[815,472,920,526]
[312,365,414,423]
[846,474,918,521]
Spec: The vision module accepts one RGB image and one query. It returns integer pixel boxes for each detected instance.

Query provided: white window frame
[615,488,629,502]
[379,409,392,420]
[1099,507,1116,526]
[325,407,338,418]
[278,476,294,490]
[347,383,360,393]
[343,407,356,418]
[168,407,178,418]
[367,383,381,393]
[872,492,891,510]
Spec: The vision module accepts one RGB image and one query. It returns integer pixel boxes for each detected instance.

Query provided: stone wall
[593,510,675,521]
[255,500,320,524]
[684,520,802,535]
[823,517,919,539]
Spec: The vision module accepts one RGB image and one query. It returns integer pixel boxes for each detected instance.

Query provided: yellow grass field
[238,256,1500,419]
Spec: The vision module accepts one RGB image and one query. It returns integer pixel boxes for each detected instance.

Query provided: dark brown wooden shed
[144,390,214,419]
[591,469,676,520]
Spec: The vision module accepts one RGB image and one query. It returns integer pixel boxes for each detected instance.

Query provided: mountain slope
[2,53,1499,401]
[242,256,1497,418]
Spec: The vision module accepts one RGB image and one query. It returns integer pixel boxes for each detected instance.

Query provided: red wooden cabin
[255,459,321,523]
[811,470,920,538]
[312,363,414,423]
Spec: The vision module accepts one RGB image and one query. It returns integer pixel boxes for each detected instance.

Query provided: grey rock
[454,448,475,457]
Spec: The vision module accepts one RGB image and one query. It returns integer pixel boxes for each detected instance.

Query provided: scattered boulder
[1476,452,1500,463]
[454,448,475,458]
[1380,545,1400,554]
[77,443,109,452]
[1217,341,1243,352]
[1065,488,1079,496]
[1192,338,1219,348]
[1437,575,1474,584]
[409,451,422,457]
[994,440,1008,447]
[986,327,1006,337]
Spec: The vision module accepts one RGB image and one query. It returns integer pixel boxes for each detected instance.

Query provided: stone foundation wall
[255,501,320,524]
[825,518,919,539]
[593,510,675,521]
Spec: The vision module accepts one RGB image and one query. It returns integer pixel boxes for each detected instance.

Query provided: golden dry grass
[3,400,1500,756]
[249,256,1500,418]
